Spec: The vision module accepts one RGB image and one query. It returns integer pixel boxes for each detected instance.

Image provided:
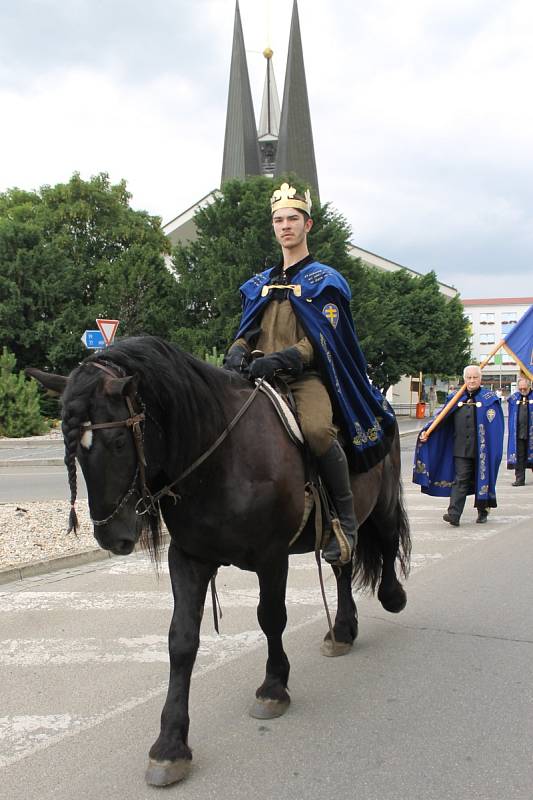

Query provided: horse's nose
[111,539,135,556]
[94,529,135,556]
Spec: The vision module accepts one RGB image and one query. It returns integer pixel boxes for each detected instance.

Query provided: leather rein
[80,362,262,526]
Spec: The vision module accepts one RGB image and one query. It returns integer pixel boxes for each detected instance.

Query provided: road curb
[0,548,113,586]
[0,438,62,448]
[0,533,172,586]
[0,458,64,467]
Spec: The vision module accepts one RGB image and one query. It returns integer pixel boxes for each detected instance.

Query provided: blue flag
[503,304,533,380]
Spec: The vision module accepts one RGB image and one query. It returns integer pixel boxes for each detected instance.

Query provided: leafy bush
[0,347,48,437]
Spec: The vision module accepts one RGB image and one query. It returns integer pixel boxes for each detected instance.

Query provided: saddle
[257,379,344,557]
[257,379,303,447]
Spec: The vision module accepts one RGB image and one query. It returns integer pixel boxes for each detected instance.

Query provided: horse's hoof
[378,586,407,614]
[320,638,353,657]
[145,757,191,786]
[249,696,290,719]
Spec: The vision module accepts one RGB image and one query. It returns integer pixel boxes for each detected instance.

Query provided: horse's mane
[61,335,232,558]
[87,335,229,446]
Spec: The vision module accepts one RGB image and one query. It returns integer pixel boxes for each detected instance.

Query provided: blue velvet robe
[412,388,504,506]
[235,261,395,471]
[506,391,533,468]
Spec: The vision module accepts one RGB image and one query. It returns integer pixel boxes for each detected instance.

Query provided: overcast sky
[1,0,532,299]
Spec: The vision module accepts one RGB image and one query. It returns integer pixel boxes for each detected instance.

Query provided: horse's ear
[104,374,139,398]
[25,368,68,396]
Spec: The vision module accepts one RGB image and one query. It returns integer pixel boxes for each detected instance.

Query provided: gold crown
[270,182,312,216]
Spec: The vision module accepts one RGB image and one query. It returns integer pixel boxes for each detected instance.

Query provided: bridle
[79,362,150,527]
[80,361,262,526]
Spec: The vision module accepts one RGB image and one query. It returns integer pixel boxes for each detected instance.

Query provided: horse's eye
[115,435,127,451]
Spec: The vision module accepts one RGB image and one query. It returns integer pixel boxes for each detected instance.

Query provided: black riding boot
[318,440,358,565]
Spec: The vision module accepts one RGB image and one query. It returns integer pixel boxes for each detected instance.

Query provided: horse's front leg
[146,542,216,787]
[250,556,291,720]
[321,561,358,657]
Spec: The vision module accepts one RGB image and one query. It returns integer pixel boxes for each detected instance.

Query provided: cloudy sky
[1,0,532,298]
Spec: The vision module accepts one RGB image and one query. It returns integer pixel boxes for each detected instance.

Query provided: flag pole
[422,338,507,441]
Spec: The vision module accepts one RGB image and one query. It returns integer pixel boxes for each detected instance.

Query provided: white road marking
[0,617,321,768]
[106,558,318,575]
[0,630,268,667]
[0,714,85,764]
[410,554,444,570]
[1,584,341,614]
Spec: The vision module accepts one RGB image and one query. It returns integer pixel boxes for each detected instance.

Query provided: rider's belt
[261,284,302,297]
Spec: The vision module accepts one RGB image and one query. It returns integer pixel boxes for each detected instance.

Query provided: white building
[348,244,457,299]
[462,297,533,393]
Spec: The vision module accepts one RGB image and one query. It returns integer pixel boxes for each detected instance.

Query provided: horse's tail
[394,480,411,579]
[353,480,411,593]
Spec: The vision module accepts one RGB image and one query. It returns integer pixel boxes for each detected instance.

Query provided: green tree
[0,347,47,437]
[350,268,412,392]
[0,173,181,374]
[351,268,470,392]
[170,175,361,356]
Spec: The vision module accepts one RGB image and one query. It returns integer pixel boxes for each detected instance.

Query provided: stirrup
[323,518,352,565]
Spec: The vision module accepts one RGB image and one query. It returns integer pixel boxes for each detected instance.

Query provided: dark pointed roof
[258,48,280,139]
[221,1,261,183]
[274,0,319,200]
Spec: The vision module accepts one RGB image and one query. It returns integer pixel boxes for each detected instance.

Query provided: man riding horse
[224,182,396,565]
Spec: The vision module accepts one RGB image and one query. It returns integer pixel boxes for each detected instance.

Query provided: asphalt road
[0,465,88,503]
[1,433,532,800]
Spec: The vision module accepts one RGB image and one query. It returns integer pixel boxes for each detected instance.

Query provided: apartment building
[462,297,533,393]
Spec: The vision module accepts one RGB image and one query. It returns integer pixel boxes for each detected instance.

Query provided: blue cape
[412,388,504,505]
[235,261,395,471]
[506,391,533,468]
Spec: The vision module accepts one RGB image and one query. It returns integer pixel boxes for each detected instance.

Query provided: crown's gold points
[270,182,312,216]
[272,183,296,203]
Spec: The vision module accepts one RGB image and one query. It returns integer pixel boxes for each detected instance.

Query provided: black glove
[248,347,304,382]
[223,343,251,374]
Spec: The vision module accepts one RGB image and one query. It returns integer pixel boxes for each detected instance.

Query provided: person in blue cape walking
[413,365,504,526]
[223,182,396,565]
[507,376,533,486]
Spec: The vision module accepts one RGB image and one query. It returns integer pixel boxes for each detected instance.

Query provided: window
[501,310,517,324]
[501,322,515,335]
[480,313,495,324]
[480,333,495,344]
[502,353,516,365]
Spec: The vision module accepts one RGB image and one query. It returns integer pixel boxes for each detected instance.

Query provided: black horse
[28,335,410,787]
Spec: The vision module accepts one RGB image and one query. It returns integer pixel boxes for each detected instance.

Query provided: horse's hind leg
[321,562,358,657]
[146,542,216,787]
[377,529,407,613]
[250,556,291,720]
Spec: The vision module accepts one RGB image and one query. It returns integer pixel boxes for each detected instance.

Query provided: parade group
[414,370,532,527]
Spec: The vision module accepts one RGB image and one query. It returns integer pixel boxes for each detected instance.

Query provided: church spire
[221,1,261,184]
[257,47,281,176]
[275,0,319,200]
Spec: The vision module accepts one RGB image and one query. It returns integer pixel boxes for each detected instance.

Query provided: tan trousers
[289,374,337,456]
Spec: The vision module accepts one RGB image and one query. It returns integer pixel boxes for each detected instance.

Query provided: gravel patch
[0,501,97,569]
